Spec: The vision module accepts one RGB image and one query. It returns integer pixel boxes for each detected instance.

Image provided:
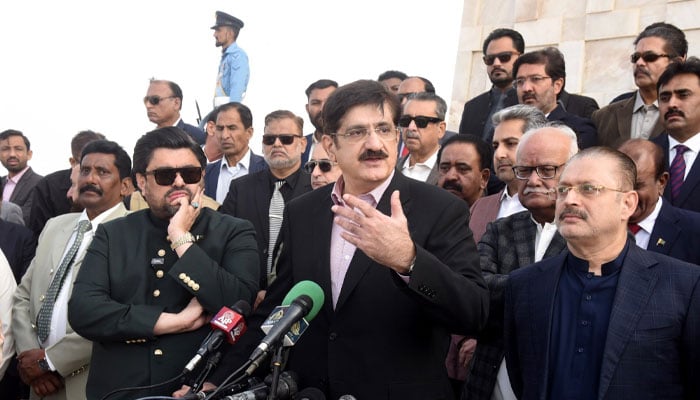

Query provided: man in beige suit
[12,140,131,399]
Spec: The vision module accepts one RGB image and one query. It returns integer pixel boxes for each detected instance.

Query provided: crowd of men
[0,16,698,400]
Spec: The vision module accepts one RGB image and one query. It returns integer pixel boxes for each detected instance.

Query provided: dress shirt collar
[331,171,394,207]
[567,239,630,276]
[632,90,658,111]
[221,148,252,171]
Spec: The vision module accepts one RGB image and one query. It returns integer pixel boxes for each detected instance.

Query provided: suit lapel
[598,245,659,399]
[512,213,536,268]
[310,193,335,319]
[51,218,78,268]
[543,232,567,259]
[335,174,408,311]
[530,254,566,392]
[647,201,680,255]
[676,154,700,206]
[426,163,439,186]
[256,171,272,244]
[615,97,634,142]
[10,168,33,202]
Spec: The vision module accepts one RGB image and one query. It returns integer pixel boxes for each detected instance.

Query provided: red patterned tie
[669,144,689,201]
[628,223,642,235]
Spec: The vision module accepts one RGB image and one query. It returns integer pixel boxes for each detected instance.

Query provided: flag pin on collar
[656,238,666,247]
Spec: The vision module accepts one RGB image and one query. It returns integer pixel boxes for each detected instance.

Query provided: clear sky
[0,1,463,175]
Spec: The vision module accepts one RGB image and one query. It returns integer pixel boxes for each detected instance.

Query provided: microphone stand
[268,346,286,400]
[186,352,221,397]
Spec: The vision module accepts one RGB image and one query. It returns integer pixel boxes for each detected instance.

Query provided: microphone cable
[202,359,254,400]
[99,372,186,400]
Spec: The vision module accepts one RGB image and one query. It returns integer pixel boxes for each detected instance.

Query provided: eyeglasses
[555,184,625,198]
[483,51,520,66]
[304,159,337,173]
[630,51,671,63]
[331,126,398,143]
[143,95,177,106]
[262,134,302,146]
[398,115,443,128]
[144,167,202,186]
[512,164,564,180]
[514,75,552,87]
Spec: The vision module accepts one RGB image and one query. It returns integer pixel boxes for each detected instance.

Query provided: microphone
[184,300,251,373]
[248,281,324,369]
[338,396,357,400]
[297,387,326,400]
[223,372,298,400]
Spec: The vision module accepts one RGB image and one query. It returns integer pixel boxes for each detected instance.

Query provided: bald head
[617,139,668,223]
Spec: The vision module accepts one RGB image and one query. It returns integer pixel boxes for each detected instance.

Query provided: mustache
[165,187,193,198]
[634,66,650,77]
[665,108,684,120]
[441,181,463,192]
[521,93,536,102]
[490,67,506,74]
[404,131,421,139]
[559,207,588,220]
[79,184,103,196]
[359,150,389,161]
[523,187,554,195]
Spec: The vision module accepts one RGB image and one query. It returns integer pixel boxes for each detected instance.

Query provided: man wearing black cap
[212,11,249,105]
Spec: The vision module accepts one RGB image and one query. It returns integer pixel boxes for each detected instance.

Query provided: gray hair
[492,104,548,133]
[404,92,447,120]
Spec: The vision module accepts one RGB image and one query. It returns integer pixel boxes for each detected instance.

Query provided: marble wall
[449,0,700,130]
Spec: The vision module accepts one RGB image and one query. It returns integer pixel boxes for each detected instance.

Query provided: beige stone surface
[586,0,615,13]
[515,0,539,22]
[516,16,563,46]
[585,9,641,40]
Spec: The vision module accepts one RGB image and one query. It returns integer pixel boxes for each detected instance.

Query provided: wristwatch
[38,358,51,372]
[170,232,196,250]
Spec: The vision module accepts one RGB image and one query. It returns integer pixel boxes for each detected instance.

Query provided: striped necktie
[37,220,92,342]
[669,144,689,201]
[267,180,285,280]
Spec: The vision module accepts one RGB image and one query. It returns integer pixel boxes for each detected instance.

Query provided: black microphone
[184,300,251,373]
[297,387,326,400]
[223,372,298,400]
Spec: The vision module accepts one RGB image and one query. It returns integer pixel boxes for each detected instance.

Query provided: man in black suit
[220,110,311,293]
[653,58,700,213]
[210,80,488,399]
[459,28,522,142]
[513,47,597,149]
[618,139,700,265]
[144,79,205,144]
[558,90,599,119]
[28,130,105,237]
[204,102,267,203]
[0,130,43,226]
[301,79,338,164]
[505,147,700,400]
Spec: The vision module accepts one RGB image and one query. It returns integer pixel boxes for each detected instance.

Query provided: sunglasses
[262,134,301,146]
[483,51,519,66]
[143,95,177,106]
[145,167,202,186]
[630,51,671,63]
[398,115,443,128]
[304,159,336,173]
